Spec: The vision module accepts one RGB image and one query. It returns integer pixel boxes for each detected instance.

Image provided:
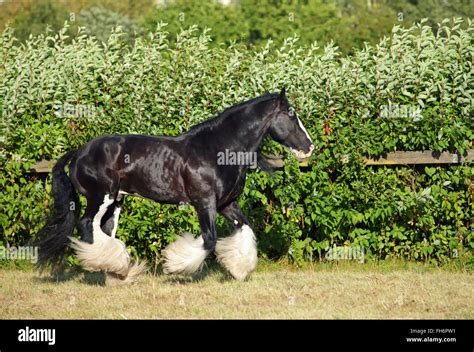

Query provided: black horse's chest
[216,167,247,207]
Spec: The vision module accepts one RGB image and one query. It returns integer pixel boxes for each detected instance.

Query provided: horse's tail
[34,150,79,270]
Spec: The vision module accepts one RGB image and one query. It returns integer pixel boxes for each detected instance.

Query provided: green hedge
[1,19,473,265]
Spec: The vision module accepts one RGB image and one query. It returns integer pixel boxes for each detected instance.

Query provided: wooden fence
[28,150,474,173]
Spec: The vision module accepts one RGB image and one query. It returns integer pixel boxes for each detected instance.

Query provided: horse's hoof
[105,260,148,285]
[216,225,258,281]
[162,233,209,275]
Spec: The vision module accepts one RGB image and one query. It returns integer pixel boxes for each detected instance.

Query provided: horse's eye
[288,108,295,117]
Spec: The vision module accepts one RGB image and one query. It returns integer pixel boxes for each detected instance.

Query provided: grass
[0,259,473,319]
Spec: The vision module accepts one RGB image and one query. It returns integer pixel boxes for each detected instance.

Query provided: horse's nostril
[309,144,315,151]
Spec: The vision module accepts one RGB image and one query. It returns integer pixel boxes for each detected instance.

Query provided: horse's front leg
[219,201,249,228]
[196,202,217,252]
[162,200,216,276]
[216,201,257,281]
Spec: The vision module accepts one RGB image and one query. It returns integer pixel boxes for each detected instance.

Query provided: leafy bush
[0,19,472,266]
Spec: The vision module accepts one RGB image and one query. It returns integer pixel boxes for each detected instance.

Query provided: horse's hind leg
[70,191,131,277]
[77,198,101,244]
[73,166,121,243]
[215,201,257,281]
[77,194,117,241]
[100,198,124,238]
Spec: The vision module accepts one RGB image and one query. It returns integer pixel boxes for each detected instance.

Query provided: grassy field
[0,260,473,319]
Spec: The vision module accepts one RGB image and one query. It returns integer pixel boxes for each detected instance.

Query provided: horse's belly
[119,146,188,204]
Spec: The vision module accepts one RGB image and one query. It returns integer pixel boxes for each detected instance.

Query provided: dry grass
[0,261,473,319]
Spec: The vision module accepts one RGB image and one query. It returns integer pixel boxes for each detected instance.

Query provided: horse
[34,88,314,281]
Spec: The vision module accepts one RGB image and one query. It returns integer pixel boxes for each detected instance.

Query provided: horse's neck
[185,100,274,152]
[221,103,274,152]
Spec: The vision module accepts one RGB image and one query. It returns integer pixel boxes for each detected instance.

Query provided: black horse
[35,88,313,281]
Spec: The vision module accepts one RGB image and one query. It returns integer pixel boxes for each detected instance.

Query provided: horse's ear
[280,87,286,100]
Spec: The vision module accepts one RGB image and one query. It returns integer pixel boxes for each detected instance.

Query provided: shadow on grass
[33,267,108,286]
[32,257,233,286]
[157,258,232,284]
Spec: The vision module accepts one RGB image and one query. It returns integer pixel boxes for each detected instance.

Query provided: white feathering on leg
[69,231,131,277]
[70,195,130,276]
[162,233,209,275]
[216,225,257,281]
[70,194,146,281]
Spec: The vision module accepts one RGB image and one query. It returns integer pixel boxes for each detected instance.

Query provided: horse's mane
[186,92,279,134]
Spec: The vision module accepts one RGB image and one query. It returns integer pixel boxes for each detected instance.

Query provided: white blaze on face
[290,117,314,159]
[297,117,312,144]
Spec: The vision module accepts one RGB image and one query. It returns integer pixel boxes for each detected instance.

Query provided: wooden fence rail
[363,150,474,166]
[27,150,473,173]
[258,150,474,169]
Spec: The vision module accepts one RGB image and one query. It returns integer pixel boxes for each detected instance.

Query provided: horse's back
[69,134,184,199]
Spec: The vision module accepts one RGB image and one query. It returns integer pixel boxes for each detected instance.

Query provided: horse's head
[268,88,314,159]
